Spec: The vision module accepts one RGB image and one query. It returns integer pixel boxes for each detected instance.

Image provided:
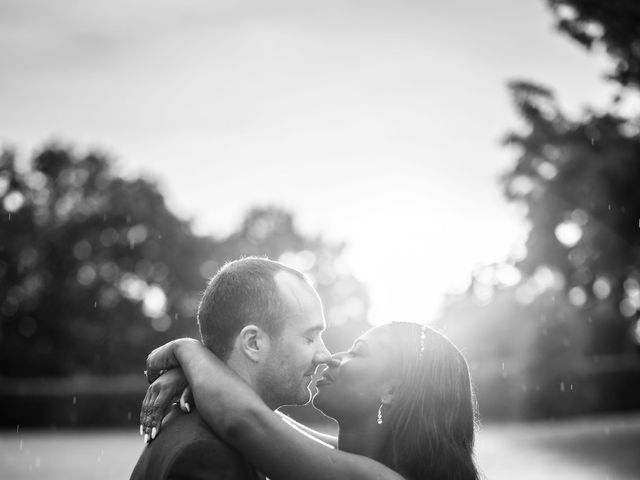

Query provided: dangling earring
[377,403,384,425]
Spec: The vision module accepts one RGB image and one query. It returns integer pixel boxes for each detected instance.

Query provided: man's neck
[225,351,255,389]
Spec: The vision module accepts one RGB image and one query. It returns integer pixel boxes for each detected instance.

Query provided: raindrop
[16,424,19,433]
[94,301,97,308]
[560,381,565,392]
[72,396,77,405]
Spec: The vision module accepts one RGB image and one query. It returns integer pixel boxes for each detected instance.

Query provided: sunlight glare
[343,201,525,326]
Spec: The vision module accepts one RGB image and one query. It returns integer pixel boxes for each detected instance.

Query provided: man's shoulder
[162,408,226,444]
[130,408,258,480]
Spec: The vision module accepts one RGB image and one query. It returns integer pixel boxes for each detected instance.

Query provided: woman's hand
[140,368,192,442]
[145,338,201,383]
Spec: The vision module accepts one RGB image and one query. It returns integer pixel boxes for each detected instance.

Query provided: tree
[438,0,640,418]
[0,144,370,379]
[0,144,215,376]
[547,0,640,89]
[502,80,640,355]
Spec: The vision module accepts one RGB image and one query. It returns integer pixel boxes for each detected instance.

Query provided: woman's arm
[142,340,403,480]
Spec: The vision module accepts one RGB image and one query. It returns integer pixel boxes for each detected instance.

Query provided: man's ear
[237,325,270,363]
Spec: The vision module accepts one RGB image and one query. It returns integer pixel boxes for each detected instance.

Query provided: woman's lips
[315,372,335,387]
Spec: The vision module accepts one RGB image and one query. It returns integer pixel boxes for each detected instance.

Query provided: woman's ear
[237,325,270,362]
[380,384,397,406]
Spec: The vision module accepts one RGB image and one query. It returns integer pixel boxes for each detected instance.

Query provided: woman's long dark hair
[383,323,479,480]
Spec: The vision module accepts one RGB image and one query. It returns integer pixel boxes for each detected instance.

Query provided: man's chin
[279,388,312,407]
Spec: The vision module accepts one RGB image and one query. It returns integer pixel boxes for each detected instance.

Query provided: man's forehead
[274,270,324,327]
[275,270,314,305]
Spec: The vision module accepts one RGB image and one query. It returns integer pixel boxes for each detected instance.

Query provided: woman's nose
[326,354,343,368]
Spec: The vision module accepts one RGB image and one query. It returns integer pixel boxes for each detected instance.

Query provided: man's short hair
[197,256,308,360]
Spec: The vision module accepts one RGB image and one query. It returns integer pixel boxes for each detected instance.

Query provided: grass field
[2,414,639,479]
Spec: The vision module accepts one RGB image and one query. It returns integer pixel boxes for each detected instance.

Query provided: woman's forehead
[354,326,398,350]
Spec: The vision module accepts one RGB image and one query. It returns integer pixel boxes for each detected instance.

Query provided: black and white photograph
[1,1,640,479]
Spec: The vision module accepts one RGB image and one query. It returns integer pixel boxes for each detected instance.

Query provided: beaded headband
[418,324,427,359]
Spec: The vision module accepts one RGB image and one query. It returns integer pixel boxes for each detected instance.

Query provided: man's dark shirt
[130,408,263,480]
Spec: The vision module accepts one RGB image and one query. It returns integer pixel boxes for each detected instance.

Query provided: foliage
[439,0,640,418]
[502,80,640,353]
[0,144,369,379]
[547,0,640,88]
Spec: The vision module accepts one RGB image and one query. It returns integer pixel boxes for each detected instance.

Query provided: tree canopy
[0,144,369,378]
[439,0,640,418]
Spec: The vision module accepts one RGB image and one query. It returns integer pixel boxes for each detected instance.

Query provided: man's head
[197,257,331,408]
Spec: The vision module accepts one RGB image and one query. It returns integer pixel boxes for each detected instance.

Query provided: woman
[141,322,480,480]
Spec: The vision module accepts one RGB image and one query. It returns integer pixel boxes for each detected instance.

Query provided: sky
[0,0,616,324]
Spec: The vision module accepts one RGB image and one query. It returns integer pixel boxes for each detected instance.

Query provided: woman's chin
[311,389,335,418]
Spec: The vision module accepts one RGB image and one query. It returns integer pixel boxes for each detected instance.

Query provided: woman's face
[312,325,401,423]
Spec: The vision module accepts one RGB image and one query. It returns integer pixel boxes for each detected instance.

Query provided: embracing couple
[130,257,480,480]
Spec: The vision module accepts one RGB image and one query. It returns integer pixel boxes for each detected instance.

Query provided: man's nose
[314,339,332,365]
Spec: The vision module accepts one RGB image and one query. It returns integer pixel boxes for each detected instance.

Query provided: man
[130,257,331,480]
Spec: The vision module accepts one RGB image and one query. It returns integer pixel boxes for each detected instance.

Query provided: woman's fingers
[148,388,173,441]
[179,386,192,413]
[140,384,155,441]
[139,368,189,443]
[141,383,159,443]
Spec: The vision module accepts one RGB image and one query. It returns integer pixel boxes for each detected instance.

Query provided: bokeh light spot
[127,224,148,247]
[73,240,92,260]
[151,314,172,332]
[620,299,637,317]
[568,286,587,307]
[77,265,97,286]
[592,277,611,300]
[3,191,25,212]
[142,284,167,318]
[555,220,582,247]
[537,161,558,180]
[99,228,119,247]
[0,176,10,197]
[199,259,220,279]
[632,319,640,345]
